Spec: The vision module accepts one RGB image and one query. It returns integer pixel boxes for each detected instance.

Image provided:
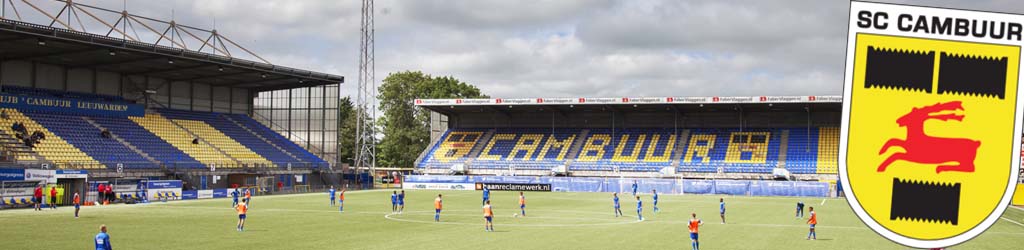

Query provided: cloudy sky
[9,0,1024,99]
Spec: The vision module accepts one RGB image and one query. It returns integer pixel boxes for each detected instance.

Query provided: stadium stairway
[669,130,691,171]
[415,132,447,168]
[221,114,303,164]
[0,129,44,163]
[25,111,152,169]
[81,117,161,165]
[157,109,281,167]
[170,119,274,167]
[778,130,789,167]
[561,129,590,167]
[784,128,819,174]
[0,108,103,169]
[130,113,241,167]
[225,114,327,167]
[464,130,495,167]
[91,115,205,169]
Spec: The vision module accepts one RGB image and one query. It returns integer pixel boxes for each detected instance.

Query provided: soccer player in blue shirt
[398,190,406,214]
[635,195,644,221]
[391,191,398,213]
[613,193,623,217]
[482,186,490,206]
[328,186,336,207]
[652,189,659,213]
[631,181,638,197]
[231,188,239,208]
[95,224,112,250]
[796,201,805,218]
[719,198,726,224]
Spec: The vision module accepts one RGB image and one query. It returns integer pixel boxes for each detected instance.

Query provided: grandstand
[0,2,342,206]
[415,96,842,181]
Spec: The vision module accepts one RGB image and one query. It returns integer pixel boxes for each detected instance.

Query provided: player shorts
[614,205,620,209]
[485,216,492,222]
[239,214,247,219]
[810,224,816,229]
[720,211,725,215]
[690,233,698,240]
[75,204,80,209]
[520,204,525,209]
[436,209,441,214]
[51,197,57,204]
[398,201,404,206]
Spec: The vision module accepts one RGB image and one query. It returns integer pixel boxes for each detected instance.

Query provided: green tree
[337,97,356,165]
[376,71,487,167]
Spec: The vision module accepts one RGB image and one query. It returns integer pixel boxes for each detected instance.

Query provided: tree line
[338,71,486,168]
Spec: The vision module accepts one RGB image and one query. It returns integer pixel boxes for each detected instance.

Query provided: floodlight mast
[354,0,377,178]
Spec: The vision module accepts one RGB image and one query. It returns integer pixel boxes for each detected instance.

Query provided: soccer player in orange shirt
[338,188,346,213]
[73,192,81,218]
[434,194,443,222]
[483,200,494,232]
[689,213,704,250]
[236,201,248,232]
[518,192,526,217]
[806,206,817,240]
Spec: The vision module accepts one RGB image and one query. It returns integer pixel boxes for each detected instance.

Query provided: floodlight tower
[354,0,377,177]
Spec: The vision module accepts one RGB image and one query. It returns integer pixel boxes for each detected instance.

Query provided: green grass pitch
[2,189,1023,249]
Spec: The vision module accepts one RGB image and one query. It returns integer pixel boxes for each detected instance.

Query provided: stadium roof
[0,18,343,92]
[416,95,842,114]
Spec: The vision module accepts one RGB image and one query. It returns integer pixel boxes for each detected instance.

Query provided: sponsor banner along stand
[145,180,183,200]
[403,182,474,190]
[475,183,552,192]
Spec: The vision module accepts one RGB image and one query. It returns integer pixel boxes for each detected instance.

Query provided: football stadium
[2,1,1024,250]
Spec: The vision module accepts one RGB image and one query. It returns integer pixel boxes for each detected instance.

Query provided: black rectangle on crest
[938,52,1008,99]
[890,178,960,225]
[864,46,935,93]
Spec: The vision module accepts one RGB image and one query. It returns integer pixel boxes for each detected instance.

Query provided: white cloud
[10,0,1019,99]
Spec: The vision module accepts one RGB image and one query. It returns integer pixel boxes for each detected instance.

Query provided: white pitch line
[1001,216,1024,229]
[383,213,644,227]
[820,199,827,206]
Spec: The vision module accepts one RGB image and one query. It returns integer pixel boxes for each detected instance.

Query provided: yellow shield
[845,32,1020,243]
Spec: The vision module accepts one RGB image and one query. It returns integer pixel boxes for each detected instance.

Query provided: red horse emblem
[877,101,980,173]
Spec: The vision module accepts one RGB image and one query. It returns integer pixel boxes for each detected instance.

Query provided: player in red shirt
[33,185,43,211]
[49,186,58,210]
[105,185,113,203]
[96,183,105,203]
